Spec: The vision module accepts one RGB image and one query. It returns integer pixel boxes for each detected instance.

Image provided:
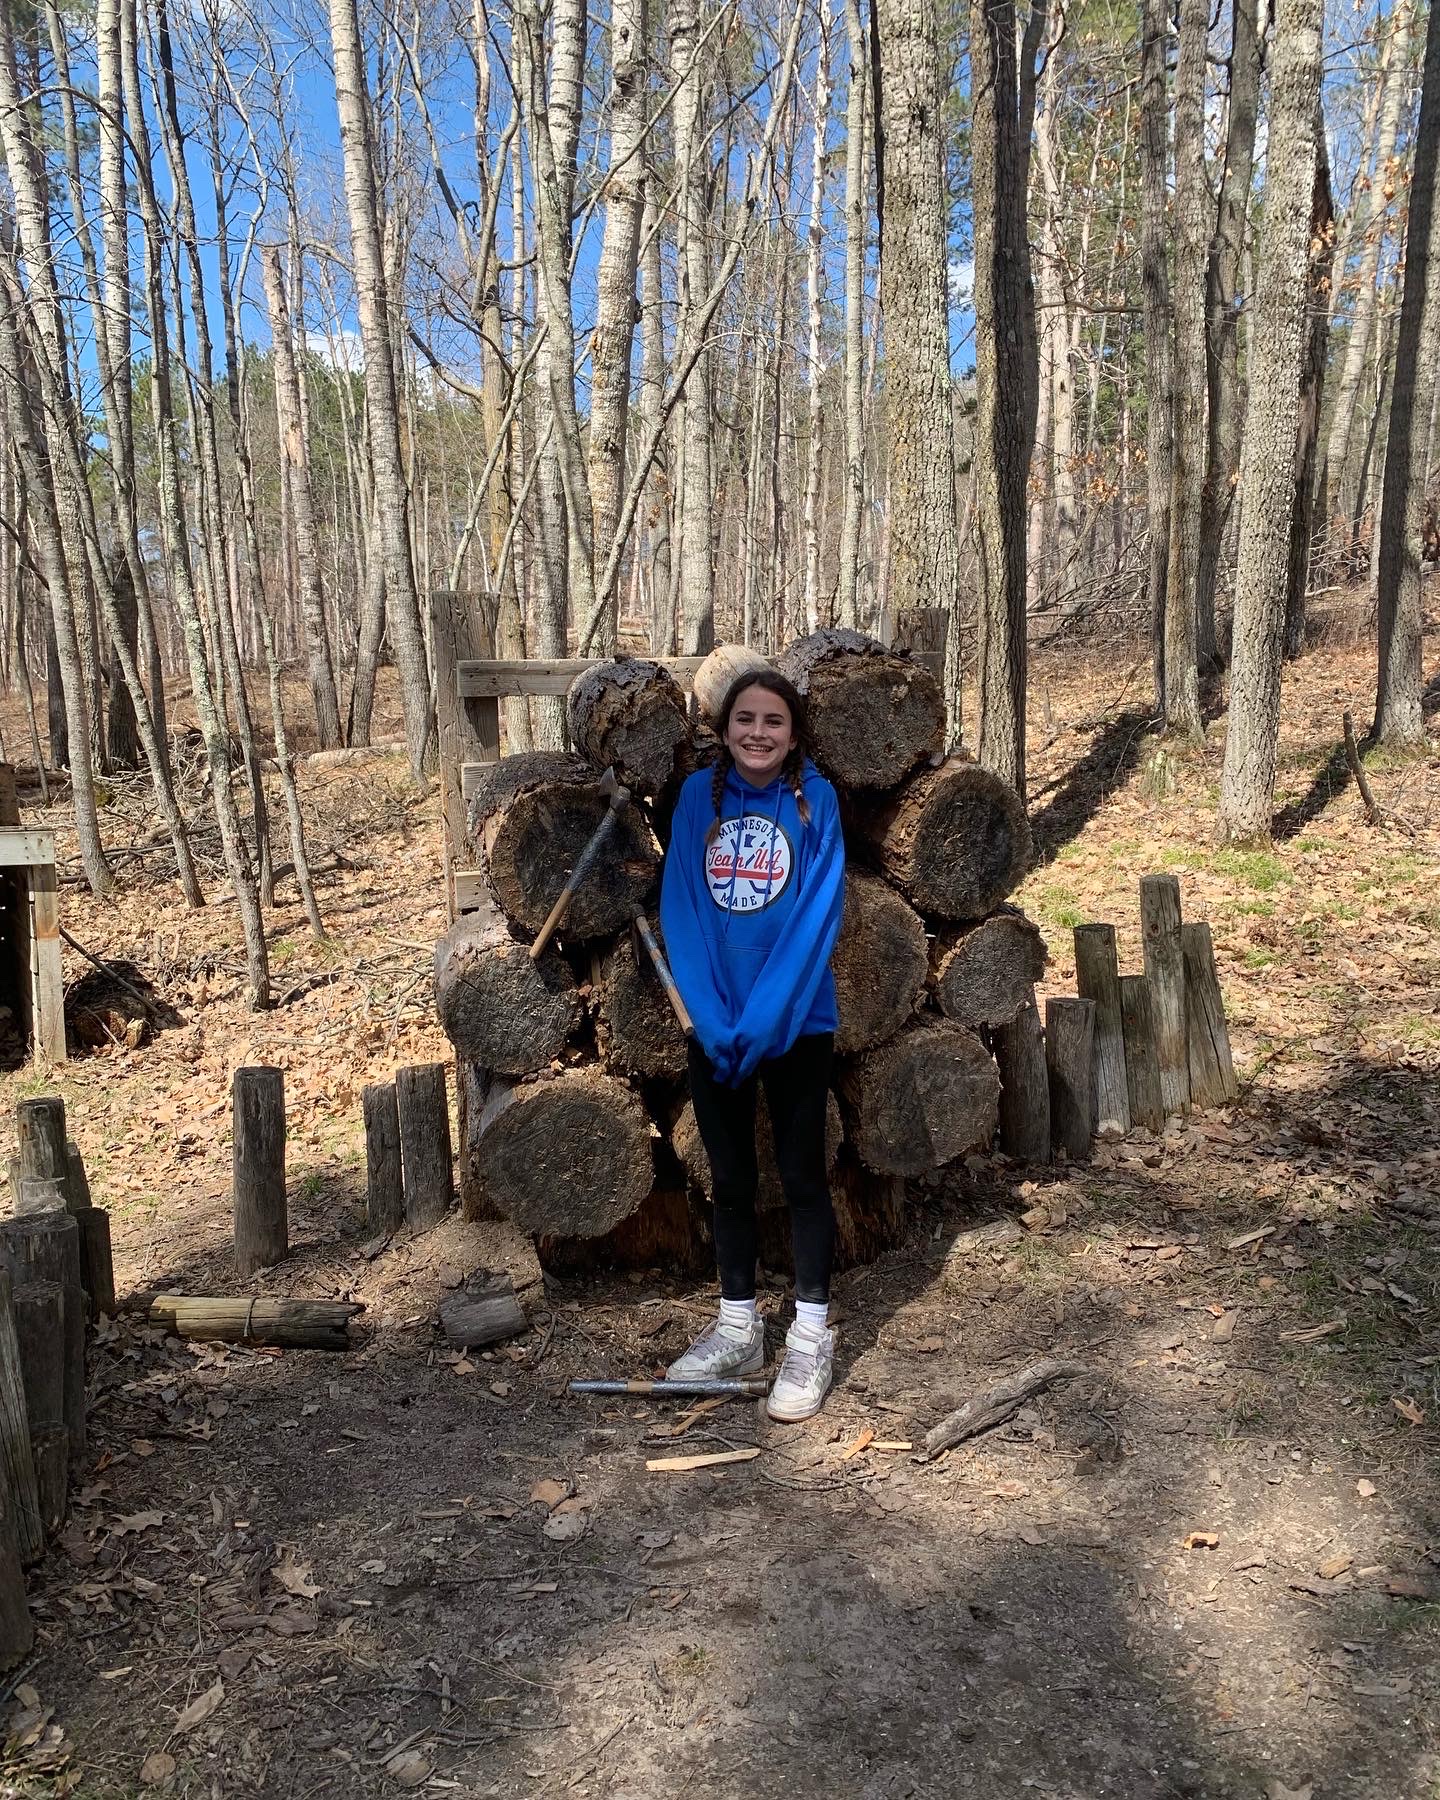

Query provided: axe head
[597,767,631,812]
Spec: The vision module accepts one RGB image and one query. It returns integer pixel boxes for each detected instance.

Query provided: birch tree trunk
[589,0,649,630]
[671,0,715,654]
[1140,0,1175,718]
[1164,0,1208,739]
[641,176,675,653]
[327,0,435,775]
[968,0,1040,791]
[1374,0,1440,749]
[1285,107,1335,661]
[838,0,867,628]
[802,12,832,634]
[1196,0,1261,665]
[1217,0,1323,842]
[873,0,961,734]
[1325,2,1413,519]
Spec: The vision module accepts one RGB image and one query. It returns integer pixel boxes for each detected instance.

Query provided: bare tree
[837,0,867,628]
[1140,0,1174,718]
[671,0,716,654]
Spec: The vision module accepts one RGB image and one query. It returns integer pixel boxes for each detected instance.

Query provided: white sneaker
[667,1315,765,1380]
[765,1325,834,1422]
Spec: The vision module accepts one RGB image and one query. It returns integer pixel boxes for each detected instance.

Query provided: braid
[704,748,733,846]
[783,746,811,826]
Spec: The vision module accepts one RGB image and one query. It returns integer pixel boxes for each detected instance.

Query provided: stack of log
[433,630,1063,1274]
[0,1096,116,1669]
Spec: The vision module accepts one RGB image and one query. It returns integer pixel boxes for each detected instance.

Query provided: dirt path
[1,628,1436,1799]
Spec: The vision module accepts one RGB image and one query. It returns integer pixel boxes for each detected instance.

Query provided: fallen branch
[58,925,157,1015]
[1342,711,1383,826]
[923,1358,1090,1460]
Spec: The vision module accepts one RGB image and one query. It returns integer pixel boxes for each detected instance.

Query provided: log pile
[431,635,1060,1275]
[0,1097,118,1669]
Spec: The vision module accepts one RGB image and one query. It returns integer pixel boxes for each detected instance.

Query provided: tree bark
[935,910,1047,1031]
[1286,107,1336,661]
[1140,0,1175,716]
[838,0,868,628]
[831,869,928,1054]
[1374,0,1440,749]
[858,759,1032,920]
[671,0,715,655]
[775,627,944,787]
[397,1063,454,1231]
[837,1019,1000,1176]
[233,1067,287,1275]
[434,903,581,1074]
[1218,1,1324,839]
[802,13,832,633]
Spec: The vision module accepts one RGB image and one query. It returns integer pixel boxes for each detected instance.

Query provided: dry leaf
[1013,1519,1044,1546]
[139,1751,176,1786]
[1227,1226,1275,1251]
[913,1337,944,1354]
[1183,1532,1219,1550]
[172,1680,224,1735]
[384,1748,433,1788]
[1383,1574,1434,1599]
[272,1549,321,1598]
[542,1503,590,1543]
[450,1357,476,1377]
[130,1440,155,1458]
[111,1511,166,1535]
[489,1380,511,1397]
[987,1479,1030,1501]
[529,1477,570,1509]
[1391,1396,1425,1425]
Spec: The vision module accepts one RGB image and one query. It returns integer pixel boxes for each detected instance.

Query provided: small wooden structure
[0,828,65,1065]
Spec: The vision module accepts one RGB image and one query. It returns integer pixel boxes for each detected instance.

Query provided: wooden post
[396,1063,453,1232]
[0,1481,33,1668]
[29,859,66,1064]
[1139,874,1189,1117]
[0,1211,85,1465]
[12,1282,64,1435]
[1073,924,1130,1135]
[991,997,1051,1163]
[233,1067,287,1276]
[16,1096,68,1184]
[74,1210,115,1321]
[1182,922,1237,1108]
[0,1273,43,1566]
[1119,974,1165,1133]
[1046,998,1096,1162]
[362,1083,404,1235]
[30,1425,66,1536]
[15,1175,66,1215]
[0,766,19,827]
[64,1139,92,1211]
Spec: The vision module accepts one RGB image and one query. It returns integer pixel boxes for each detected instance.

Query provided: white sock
[793,1300,829,1342]
[719,1296,757,1332]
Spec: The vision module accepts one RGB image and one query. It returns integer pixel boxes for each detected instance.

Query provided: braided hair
[705,670,812,846]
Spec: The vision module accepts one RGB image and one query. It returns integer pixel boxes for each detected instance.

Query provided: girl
[659,670,846,1421]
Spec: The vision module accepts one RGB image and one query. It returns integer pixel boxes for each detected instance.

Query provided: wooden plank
[456,650,943,700]
[430,592,499,921]
[28,864,66,1064]
[1139,873,1189,1118]
[0,830,54,869]
[453,870,487,914]
[1182,922,1238,1107]
[1073,923,1130,1134]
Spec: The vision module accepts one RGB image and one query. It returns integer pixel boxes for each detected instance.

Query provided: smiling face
[724,683,797,787]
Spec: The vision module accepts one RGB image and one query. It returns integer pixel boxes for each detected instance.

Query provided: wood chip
[841,1428,875,1461]
[1317,1552,1353,1581]
[1182,1532,1219,1550]
[645,1448,762,1474]
[872,1440,912,1452]
[1226,1226,1276,1250]
[1280,1319,1345,1342]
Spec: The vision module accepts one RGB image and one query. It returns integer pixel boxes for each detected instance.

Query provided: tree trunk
[1374,0,1440,749]
[671,0,715,655]
[1140,0,1175,716]
[837,1019,1000,1176]
[873,0,962,741]
[838,0,868,628]
[1196,0,1262,663]
[775,628,944,786]
[934,909,1047,1031]
[992,995,1051,1163]
[596,930,689,1078]
[1164,0,1209,738]
[326,0,435,775]
[640,175,675,654]
[802,14,832,633]
[233,1067,287,1275]
[565,658,689,792]
[858,759,1032,920]
[1286,107,1336,661]
[1217,1,1324,840]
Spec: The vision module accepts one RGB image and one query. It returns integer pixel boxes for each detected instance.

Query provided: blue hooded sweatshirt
[660,758,845,1087]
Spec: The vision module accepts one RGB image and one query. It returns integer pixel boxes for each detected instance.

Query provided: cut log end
[832,870,928,1055]
[475,1069,653,1239]
[597,933,688,1079]
[566,659,690,794]
[863,761,1032,921]
[435,906,581,1074]
[482,778,659,940]
[777,629,945,789]
[839,1020,1001,1176]
[935,910,1048,1030]
[692,646,771,723]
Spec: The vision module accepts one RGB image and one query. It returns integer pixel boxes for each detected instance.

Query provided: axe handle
[529,805,621,961]
[633,911,695,1038]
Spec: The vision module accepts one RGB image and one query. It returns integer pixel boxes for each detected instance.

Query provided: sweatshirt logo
[705,816,794,912]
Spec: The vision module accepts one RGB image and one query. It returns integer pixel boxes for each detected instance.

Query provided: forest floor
[0,595,1437,1800]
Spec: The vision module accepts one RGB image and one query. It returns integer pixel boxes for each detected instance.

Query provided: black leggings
[687,1032,836,1305]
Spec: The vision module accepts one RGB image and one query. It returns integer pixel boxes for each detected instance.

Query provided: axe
[529,768,630,961]
[633,909,695,1039]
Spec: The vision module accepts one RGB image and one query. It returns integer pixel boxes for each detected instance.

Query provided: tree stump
[362,1083,405,1235]
[838,1020,1001,1176]
[474,1068,653,1239]
[1119,974,1164,1133]
[16,1097,68,1187]
[935,909,1048,1030]
[233,1067,287,1276]
[396,1063,454,1231]
[831,870,928,1054]
[0,1212,85,1466]
[439,1280,527,1349]
[1073,923,1131,1134]
[466,753,659,938]
[692,645,770,722]
[434,904,581,1075]
[566,659,690,793]
[859,760,1032,920]
[1140,874,1189,1117]
[775,628,945,788]
[1182,923,1237,1107]
[671,1088,844,1212]
[991,996,1051,1163]
[1045,997,1096,1162]
[596,932,688,1078]
[0,1274,42,1566]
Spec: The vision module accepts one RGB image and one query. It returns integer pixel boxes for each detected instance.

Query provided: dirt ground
[0,602,1437,1800]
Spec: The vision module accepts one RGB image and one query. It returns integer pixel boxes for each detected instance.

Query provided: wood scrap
[923,1359,1090,1460]
[645,1447,762,1473]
